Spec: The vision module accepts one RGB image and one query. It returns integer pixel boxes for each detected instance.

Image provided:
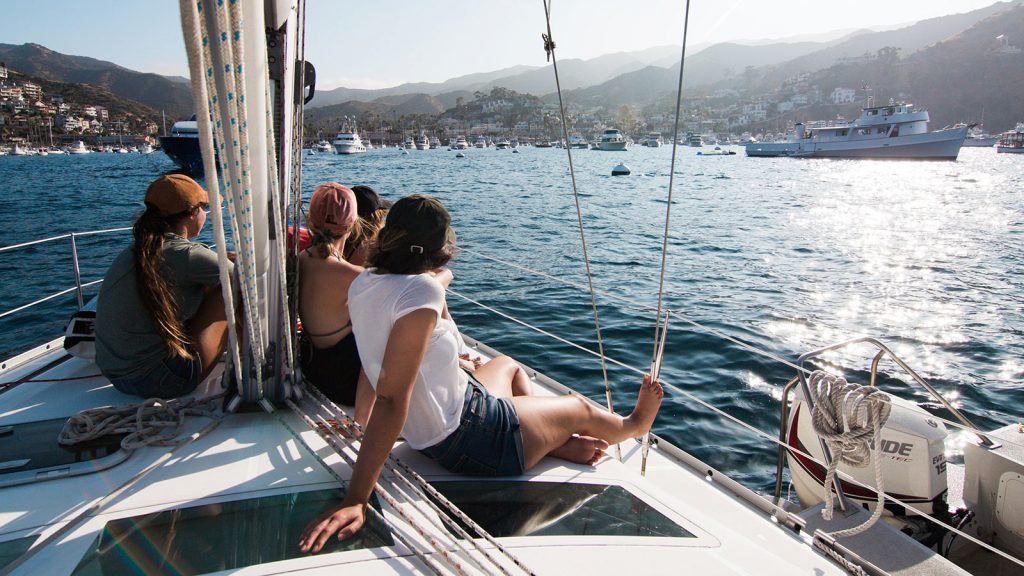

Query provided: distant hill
[755,1,1019,88]
[307,46,680,109]
[0,43,193,119]
[557,1,1024,111]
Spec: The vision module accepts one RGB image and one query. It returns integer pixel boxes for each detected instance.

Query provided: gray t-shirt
[95,234,230,379]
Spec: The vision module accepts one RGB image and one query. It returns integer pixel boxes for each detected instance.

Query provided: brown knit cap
[144,174,208,216]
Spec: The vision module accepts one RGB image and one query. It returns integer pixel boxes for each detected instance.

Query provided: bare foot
[549,435,610,465]
[625,374,664,436]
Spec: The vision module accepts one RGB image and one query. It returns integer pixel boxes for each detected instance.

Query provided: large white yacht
[415,133,429,150]
[331,131,366,155]
[596,128,628,151]
[745,100,968,159]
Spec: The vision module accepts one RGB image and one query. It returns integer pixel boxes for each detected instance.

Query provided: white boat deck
[0,338,887,575]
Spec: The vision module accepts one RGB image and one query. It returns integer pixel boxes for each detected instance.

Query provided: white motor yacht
[596,129,628,151]
[314,140,333,153]
[332,131,366,155]
[745,100,968,159]
[451,135,469,150]
[473,135,487,148]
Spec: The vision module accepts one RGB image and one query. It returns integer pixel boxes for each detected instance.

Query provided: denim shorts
[108,348,202,399]
[419,378,525,476]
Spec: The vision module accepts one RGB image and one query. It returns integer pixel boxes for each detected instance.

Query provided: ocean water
[1,145,1021,494]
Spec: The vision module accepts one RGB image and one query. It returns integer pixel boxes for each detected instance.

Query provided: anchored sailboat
[0,2,1021,575]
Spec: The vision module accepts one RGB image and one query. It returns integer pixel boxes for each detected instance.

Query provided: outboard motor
[786,387,949,517]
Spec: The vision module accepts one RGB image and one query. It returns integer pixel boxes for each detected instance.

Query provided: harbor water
[0,145,1021,495]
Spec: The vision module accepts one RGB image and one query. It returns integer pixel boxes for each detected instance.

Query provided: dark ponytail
[133,206,192,358]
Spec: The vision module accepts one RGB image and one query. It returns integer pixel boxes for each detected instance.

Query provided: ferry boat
[157,116,203,172]
[331,131,366,155]
[996,123,1024,153]
[1,2,1021,576]
[745,100,968,160]
[595,128,628,151]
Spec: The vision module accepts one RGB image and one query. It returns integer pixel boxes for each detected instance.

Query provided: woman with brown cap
[298,183,372,423]
[299,194,664,552]
[95,174,232,398]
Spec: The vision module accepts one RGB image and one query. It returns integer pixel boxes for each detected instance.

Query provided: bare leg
[512,374,663,470]
[473,355,533,398]
[186,286,229,382]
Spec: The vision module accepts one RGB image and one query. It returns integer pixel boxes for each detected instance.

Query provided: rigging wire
[643,0,693,477]
[540,0,619,460]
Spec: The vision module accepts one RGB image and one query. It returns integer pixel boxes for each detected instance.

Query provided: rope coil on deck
[58,393,225,450]
[808,370,891,538]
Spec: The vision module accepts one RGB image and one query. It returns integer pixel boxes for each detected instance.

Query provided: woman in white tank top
[299,195,665,552]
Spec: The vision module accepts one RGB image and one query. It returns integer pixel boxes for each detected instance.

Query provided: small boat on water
[697,146,736,156]
[66,141,91,154]
[472,134,487,148]
[450,135,469,150]
[494,138,511,150]
[595,128,628,151]
[314,140,333,153]
[962,125,999,147]
[641,132,662,148]
[745,100,968,160]
[568,134,589,149]
[996,123,1024,153]
[685,132,702,147]
[429,136,441,149]
[415,133,429,150]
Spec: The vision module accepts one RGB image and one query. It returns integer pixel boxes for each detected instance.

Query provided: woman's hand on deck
[299,503,366,553]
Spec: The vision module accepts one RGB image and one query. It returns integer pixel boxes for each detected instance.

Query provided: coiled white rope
[808,370,891,538]
[58,393,225,450]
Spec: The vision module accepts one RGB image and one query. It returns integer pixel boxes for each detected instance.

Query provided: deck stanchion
[69,233,85,310]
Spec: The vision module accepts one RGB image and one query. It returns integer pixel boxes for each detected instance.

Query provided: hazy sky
[0,1,1005,89]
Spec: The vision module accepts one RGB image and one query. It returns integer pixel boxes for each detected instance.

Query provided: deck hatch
[69,489,393,575]
[0,417,127,487]
[431,480,694,538]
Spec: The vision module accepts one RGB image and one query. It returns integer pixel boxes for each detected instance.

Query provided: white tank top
[348,269,467,449]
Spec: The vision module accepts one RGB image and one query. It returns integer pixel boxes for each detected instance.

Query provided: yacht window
[0,418,126,487]
[430,481,694,538]
[70,489,393,575]
[838,129,848,137]
[0,536,38,572]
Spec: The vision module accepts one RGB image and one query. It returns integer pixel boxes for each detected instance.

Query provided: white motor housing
[786,387,949,516]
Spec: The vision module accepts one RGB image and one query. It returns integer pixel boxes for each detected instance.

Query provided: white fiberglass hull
[333,143,366,154]
[597,141,628,151]
[745,126,968,159]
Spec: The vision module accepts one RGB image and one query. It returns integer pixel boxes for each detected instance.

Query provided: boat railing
[0,227,131,320]
[772,336,998,502]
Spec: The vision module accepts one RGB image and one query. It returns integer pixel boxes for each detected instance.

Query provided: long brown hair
[133,205,194,358]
